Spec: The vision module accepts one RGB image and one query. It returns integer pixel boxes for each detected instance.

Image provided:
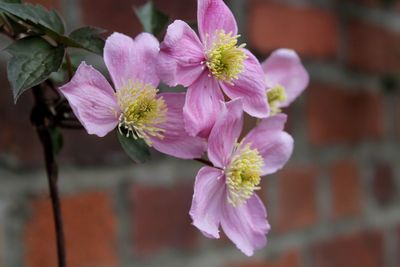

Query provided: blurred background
[0,0,399,266]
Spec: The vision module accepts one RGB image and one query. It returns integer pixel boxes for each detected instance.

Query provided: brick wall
[0,0,399,267]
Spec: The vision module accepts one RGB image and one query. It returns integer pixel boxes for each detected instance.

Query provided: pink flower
[262,49,309,115]
[189,98,293,256]
[59,32,206,159]
[158,0,269,138]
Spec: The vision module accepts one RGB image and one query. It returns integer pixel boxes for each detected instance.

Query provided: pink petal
[220,50,269,118]
[150,93,207,159]
[221,194,270,256]
[208,98,243,168]
[183,72,224,138]
[158,20,205,87]
[262,49,309,107]
[59,62,119,137]
[242,114,294,176]
[189,166,225,239]
[104,32,159,89]
[198,0,238,42]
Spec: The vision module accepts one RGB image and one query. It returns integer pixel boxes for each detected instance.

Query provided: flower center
[226,143,264,207]
[205,30,247,84]
[267,85,287,115]
[116,80,167,146]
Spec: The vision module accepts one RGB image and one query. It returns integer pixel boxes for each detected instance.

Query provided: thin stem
[65,52,73,81]
[32,86,67,267]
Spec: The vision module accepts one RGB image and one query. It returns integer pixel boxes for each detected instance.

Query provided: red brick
[81,0,196,36]
[312,230,384,267]
[347,20,400,73]
[25,192,118,267]
[372,161,396,206]
[306,84,385,145]
[225,250,301,267]
[248,1,338,58]
[276,166,318,232]
[132,184,198,256]
[330,160,362,218]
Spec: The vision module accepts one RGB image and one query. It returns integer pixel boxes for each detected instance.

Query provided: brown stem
[65,52,73,81]
[31,86,67,267]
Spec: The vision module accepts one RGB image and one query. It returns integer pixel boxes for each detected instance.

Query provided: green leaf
[6,37,65,102]
[134,1,169,36]
[69,27,106,55]
[0,2,64,34]
[117,131,150,163]
[49,126,63,155]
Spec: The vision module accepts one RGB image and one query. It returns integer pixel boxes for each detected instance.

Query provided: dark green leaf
[134,1,169,36]
[6,37,65,102]
[0,10,26,35]
[0,2,64,34]
[117,131,150,163]
[69,27,106,55]
[49,126,63,155]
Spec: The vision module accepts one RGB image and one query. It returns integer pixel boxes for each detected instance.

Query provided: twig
[65,52,73,81]
[31,86,67,267]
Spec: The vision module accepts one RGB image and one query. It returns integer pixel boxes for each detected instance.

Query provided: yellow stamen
[226,143,264,207]
[267,85,287,116]
[116,80,167,146]
[205,30,247,84]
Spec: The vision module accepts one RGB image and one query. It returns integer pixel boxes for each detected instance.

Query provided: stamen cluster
[116,80,167,145]
[205,30,247,84]
[226,143,264,207]
[267,85,287,115]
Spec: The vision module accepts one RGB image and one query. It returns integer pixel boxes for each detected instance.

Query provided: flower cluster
[59,0,309,256]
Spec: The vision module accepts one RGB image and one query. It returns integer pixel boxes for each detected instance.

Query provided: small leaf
[0,10,26,35]
[117,131,150,163]
[49,126,63,155]
[134,1,169,36]
[0,2,64,34]
[69,27,106,55]
[6,37,65,102]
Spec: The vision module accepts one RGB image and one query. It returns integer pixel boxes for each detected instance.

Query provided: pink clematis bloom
[189,98,294,256]
[158,0,269,138]
[59,32,206,159]
[262,49,309,115]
